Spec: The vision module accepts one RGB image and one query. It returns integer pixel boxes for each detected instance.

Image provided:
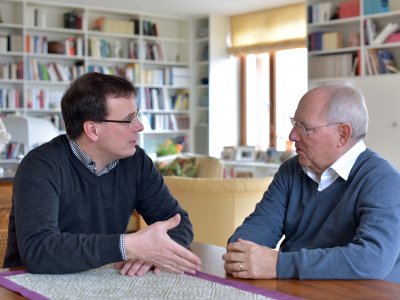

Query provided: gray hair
[314,81,369,140]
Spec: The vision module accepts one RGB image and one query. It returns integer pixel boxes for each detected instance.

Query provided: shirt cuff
[119,234,128,261]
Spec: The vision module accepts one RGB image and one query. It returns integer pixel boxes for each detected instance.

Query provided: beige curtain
[229,2,306,55]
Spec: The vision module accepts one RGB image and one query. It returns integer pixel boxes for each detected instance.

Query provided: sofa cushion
[163,176,273,246]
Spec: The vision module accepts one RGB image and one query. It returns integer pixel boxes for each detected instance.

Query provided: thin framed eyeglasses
[98,109,140,127]
[290,117,341,136]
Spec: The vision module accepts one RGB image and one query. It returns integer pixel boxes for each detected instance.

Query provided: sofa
[128,155,274,247]
[163,176,273,247]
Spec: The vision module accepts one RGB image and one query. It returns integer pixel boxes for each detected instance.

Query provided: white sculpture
[0,117,12,175]
[0,117,11,152]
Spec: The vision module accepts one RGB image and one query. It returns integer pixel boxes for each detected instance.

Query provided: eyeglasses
[290,117,341,136]
[98,109,140,127]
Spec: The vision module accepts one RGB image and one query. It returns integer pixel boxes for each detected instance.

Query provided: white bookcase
[307,0,400,78]
[307,0,400,169]
[0,0,192,158]
[191,17,210,155]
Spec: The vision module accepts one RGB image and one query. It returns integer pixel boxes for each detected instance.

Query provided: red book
[386,33,400,44]
[339,0,360,19]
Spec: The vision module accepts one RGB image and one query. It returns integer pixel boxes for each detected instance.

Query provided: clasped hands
[115,214,201,277]
[222,238,278,279]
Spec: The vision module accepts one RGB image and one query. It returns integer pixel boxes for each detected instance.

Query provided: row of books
[365,19,400,46]
[87,64,139,83]
[0,88,21,109]
[0,61,23,80]
[309,53,358,78]
[63,10,84,30]
[142,67,189,87]
[89,37,137,59]
[26,89,64,110]
[143,41,165,61]
[140,88,189,111]
[141,114,189,131]
[25,7,46,27]
[308,32,343,51]
[308,2,335,24]
[2,142,24,160]
[143,20,158,36]
[365,49,400,75]
[26,8,83,30]
[92,17,138,35]
[0,33,23,52]
[26,35,84,57]
[308,0,360,24]
[25,59,84,82]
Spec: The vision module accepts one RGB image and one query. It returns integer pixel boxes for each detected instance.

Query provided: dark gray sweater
[4,135,193,273]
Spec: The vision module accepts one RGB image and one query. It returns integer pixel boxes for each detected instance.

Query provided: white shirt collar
[303,140,366,191]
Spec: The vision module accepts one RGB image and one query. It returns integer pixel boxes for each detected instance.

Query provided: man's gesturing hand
[124,214,201,274]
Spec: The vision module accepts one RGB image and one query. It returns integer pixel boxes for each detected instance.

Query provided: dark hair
[61,72,136,139]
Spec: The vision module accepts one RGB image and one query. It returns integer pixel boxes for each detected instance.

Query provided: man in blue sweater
[4,72,201,275]
[223,81,400,282]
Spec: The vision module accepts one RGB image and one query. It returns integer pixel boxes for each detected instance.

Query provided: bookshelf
[307,0,400,78]
[307,0,400,169]
[192,17,209,155]
[0,0,192,158]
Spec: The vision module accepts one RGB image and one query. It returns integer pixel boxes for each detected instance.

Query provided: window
[243,48,307,151]
[275,48,308,151]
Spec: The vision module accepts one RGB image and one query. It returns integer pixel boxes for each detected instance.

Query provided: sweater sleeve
[11,150,123,274]
[134,150,194,248]
[278,170,400,281]
[228,163,289,248]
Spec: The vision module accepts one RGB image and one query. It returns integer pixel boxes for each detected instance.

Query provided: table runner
[0,265,301,300]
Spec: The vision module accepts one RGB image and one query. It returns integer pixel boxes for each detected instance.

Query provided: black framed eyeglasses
[98,109,140,127]
[290,117,341,136]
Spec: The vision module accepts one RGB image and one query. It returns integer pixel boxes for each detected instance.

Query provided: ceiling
[53,0,304,17]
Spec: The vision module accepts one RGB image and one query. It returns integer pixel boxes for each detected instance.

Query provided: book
[364,19,376,45]
[377,50,400,73]
[322,32,343,50]
[373,22,400,45]
[386,32,400,44]
[339,0,360,19]
[364,0,389,15]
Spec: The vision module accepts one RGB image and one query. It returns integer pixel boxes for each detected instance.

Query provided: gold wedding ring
[239,262,243,271]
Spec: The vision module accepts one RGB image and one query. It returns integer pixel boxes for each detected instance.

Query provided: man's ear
[337,123,352,147]
[83,121,100,142]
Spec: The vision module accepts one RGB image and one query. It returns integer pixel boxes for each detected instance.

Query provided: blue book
[364,0,389,15]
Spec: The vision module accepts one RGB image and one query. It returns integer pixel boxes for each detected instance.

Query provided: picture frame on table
[236,146,256,161]
[220,146,236,161]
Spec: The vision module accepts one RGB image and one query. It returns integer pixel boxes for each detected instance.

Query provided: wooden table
[189,242,400,300]
[1,242,400,299]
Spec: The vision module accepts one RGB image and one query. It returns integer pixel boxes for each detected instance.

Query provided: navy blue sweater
[4,135,193,273]
[229,149,400,282]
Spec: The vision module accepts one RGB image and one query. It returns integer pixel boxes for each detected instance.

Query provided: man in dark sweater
[4,72,201,275]
[223,81,400,282]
